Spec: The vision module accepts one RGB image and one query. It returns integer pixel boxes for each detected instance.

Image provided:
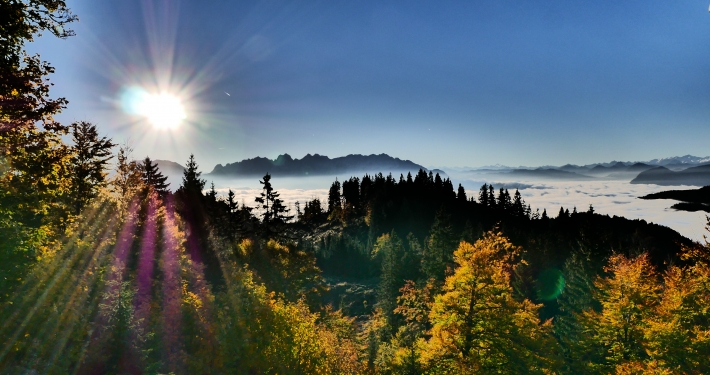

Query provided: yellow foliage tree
[580,253,660,374]
[419,231,559,374]
[644,240,710,374]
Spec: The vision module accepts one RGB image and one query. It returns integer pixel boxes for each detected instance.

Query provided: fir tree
[179,153,206,196]
[457,183,467,202]
[327,179,342,214]
[140,156,169,196]
[421,208,457,283]
[255,173,292,233]
[480,183,489,205]
[69,121,116,213]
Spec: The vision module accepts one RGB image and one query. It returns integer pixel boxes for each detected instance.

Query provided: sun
[135,92,186,129]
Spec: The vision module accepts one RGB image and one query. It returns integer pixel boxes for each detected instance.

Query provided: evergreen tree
[421,208,457,283]
[541,208,548,220]
[342,177,360,211]
[255,173,292,232]
[327,179,342,214]
[512,189,524,217]
[227,189,238,213]
[140,156,169,195]
[488,185,496,209]
[478,184,489,206]
[456,183,467,202]
[555,248,602,373]
[207,181,217,202]
[374,231,407,335]
[179,153,206,196]
[69,121,115,213]
[558,206,566,218]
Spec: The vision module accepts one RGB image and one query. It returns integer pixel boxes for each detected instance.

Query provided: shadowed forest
[2,2,710,375]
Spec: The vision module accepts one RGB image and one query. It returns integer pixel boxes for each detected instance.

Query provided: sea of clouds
[199,174,707,243]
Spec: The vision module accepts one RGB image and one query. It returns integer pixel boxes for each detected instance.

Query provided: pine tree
[512,189,524,216]
[374,231,407,335]
[227,189,238,213]
[421,209,457,283]
[478,184,489,206]
[69,121,116,213]
[558,207,566,218]
[488,185,496,209]
[255,173,292,233]
[179,153,206,196]
[327,179,342,215]
[456,183,467,202]
[555,248,602,373]
[140,156,169,195]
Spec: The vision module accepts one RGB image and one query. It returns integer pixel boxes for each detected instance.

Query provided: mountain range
[153,154,710,187]
[631,165,710,186]
[209,153,425,178]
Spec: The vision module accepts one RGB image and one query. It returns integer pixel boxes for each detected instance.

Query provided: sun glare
[135,93,186,129]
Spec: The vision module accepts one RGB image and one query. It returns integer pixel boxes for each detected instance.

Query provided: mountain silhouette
[508,168,594,180]
[209,153,426,177]
[631,164,710,186]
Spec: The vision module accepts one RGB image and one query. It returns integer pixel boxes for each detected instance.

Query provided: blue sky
[31,0,710,170]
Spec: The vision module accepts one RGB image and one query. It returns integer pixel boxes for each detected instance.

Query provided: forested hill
[209,153,425,177]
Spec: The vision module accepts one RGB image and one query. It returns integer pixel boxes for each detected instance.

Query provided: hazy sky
[32,0,710,170]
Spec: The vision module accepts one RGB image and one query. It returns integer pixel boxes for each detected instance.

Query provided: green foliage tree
[421,209,457,283]
[69,121,115,213]
[0,0,77,298]
[374,231,408,335]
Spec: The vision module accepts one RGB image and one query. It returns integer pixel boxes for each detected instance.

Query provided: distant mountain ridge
[461,155,710,172]
[631,164,710,186]
[209,153,426,177]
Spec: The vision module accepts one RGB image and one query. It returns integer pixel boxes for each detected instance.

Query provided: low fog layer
[202,174,707,243]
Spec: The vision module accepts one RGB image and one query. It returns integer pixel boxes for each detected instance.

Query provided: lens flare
[536,268,565,301]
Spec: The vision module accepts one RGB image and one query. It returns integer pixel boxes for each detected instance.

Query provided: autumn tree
[643,228,710,373]
[109,144,143,205]
[420,232,560,374]
[0,0,77,297]
[578,253,660,374]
